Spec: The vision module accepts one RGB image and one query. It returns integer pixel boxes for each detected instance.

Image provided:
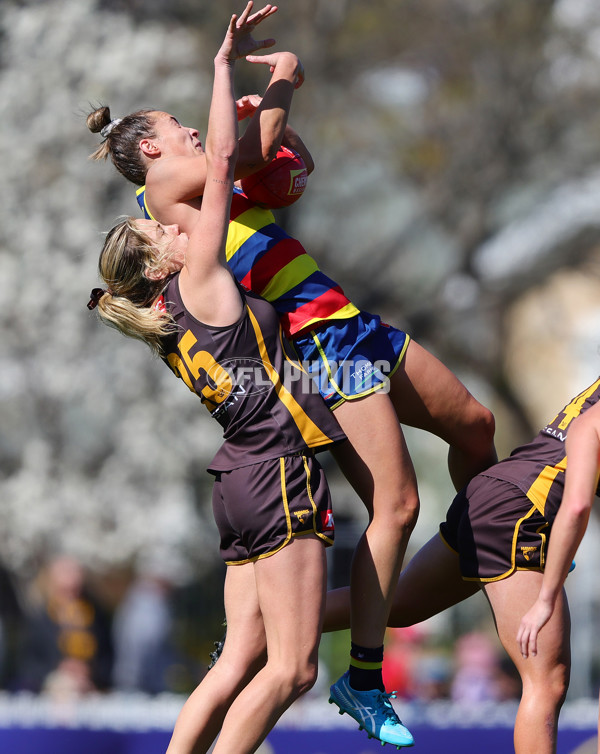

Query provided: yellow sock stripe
[246,306,333,447]
[350,658,383,671]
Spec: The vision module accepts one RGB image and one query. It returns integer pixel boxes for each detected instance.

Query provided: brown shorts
[439,475,556,582]
[212,453,334,565]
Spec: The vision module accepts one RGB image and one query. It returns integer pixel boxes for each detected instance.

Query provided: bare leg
[483,572,570,754]
[390,340,497,490]
[324,533,480,633]
[213,537,327,754]
[166,563,267,754]
[331,393,419,649]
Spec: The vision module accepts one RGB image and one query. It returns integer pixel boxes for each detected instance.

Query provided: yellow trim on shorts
[224,455,332,565]
[462,503,544,584]
[302,455,334,547]
[438,529,459,556]
[225,457,292,566]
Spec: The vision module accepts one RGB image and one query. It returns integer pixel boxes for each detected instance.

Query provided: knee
[384,492,420,540]
[448,401,496,472]
[465,402,496,452]
[276,658,319,700]
[295,660,319,697]
[523,661,569,710]
[219,642,267,685]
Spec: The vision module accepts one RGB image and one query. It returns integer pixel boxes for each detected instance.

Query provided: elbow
[563,497,593,524]
[209,142,239,166]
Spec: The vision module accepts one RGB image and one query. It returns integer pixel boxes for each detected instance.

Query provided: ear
[140,138,161,158]
[144,265,168,281]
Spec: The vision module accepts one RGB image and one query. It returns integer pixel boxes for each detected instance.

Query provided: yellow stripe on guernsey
[225,206,273,262]
[135,186,156,221]
[260,255,319,302]
[526,456,568,515]
[246,306,333,448]
[298,302,359,333]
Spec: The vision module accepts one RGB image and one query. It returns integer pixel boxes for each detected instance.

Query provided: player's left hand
[516,599,554,658]
[220,2,278,64]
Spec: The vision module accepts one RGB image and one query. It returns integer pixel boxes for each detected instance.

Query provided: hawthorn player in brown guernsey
[324,377,600,754]
[159,278,344,563]
[519,380,600,749]
[86,6,350,753]
[159,278,343,475]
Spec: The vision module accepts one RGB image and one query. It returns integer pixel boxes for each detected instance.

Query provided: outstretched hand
[217,2,278,64]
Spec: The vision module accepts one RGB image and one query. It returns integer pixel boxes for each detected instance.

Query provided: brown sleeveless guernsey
[159,275,346,473]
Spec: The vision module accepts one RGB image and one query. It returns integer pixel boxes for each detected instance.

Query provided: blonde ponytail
[89,218,177,355]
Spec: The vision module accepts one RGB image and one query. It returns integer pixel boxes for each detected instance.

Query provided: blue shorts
[292,311,410,410]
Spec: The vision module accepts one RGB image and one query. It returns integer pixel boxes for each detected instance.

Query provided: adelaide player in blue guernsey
[86,3,496,746]
[86,6,357,752]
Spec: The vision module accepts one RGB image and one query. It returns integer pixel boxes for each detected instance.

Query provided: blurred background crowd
[2,0,600,714]
[0,552,523,706]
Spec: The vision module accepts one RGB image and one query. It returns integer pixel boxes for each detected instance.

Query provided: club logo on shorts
[521,546,538,561]
[294,509,310,525]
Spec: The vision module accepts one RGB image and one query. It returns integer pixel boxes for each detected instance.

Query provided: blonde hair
[86,105,157,186]
[93,218,177,354]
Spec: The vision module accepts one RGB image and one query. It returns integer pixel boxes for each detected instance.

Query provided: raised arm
[517,401,600,658]
[175,8,246,325]
[236,50,305,175]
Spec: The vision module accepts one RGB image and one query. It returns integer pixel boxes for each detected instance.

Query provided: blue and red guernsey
[136,186,360,338]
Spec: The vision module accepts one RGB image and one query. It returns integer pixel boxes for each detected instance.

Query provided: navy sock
[348,642,385,691]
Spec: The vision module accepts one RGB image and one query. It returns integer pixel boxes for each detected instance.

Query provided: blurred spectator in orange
[16,555,113,696]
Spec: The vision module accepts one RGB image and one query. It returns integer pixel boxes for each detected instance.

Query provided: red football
[241,146,308,209]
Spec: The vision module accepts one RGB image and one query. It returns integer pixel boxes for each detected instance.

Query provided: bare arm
[237,97,314,174]
[236,50,305,175]
[517,401,600,658]
[176,8,247,326]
